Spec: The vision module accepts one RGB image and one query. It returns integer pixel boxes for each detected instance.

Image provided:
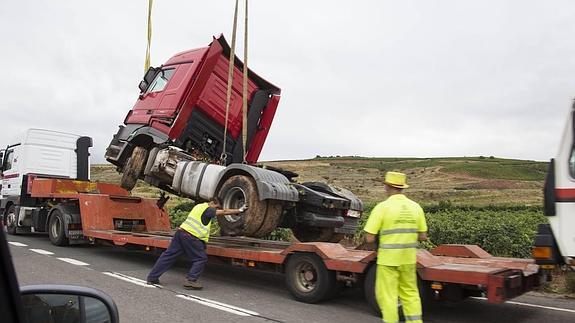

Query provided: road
[7,233,575,322]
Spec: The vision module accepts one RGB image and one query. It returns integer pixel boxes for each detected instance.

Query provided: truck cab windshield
[146,68,175,93]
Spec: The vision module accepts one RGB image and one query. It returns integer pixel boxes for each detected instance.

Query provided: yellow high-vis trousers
[376,264,423,323]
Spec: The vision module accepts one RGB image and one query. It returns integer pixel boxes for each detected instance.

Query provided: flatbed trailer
[30,178,540,314]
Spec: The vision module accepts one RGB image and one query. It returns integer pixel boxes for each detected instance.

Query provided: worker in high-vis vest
[147,197,247,289]
[364,171,428,323]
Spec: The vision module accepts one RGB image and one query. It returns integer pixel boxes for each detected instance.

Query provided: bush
[169,201,196,227]
[354,201,546,258]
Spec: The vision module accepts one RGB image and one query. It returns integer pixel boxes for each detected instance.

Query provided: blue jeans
[147,229,208,281]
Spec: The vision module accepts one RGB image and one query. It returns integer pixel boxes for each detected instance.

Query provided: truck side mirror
[139,67,160,93]
[0,150,4,172]
[20,285,119,323]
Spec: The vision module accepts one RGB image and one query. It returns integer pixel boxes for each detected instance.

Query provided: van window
[146,68,175,93]
[3,150,14,171]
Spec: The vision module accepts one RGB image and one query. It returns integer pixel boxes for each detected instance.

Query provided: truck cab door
[550,108,575,262]
[1,147,21,197]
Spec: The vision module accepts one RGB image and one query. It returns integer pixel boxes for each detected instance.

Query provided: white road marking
[57,258,89,266]
[102,272,157,288]
[29,249,54,255]
[8,242,28,247]
[176,294,260,317]
[471,297,575,313]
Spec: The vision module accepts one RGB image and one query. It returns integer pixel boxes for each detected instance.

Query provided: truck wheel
[285,253,338,303]
[363,264,405,319]
[120,146,148,191]
[48,210,69,246]
[252,201,284,238]
[217,175,266,236]
[5,205,18,235]
[292,227,345,243]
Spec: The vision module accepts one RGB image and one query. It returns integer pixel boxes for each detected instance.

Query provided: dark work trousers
[147,229,208,281]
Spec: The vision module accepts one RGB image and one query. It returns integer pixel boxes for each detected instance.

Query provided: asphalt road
[7,233,575,322]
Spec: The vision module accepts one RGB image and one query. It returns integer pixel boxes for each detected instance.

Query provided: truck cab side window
[146,68,175,93]
[4,150,14,171]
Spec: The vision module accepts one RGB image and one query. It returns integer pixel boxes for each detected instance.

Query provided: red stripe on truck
[2,173,19,179]
[555,188,575,202]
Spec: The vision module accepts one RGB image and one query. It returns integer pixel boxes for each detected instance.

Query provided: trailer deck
[29,178,541,307]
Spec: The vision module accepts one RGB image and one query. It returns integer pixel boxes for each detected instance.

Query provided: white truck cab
[0,129,92,234]
[535,103,575,270]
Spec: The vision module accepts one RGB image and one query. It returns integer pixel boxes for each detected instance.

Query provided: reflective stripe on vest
[180,202,211,242]
[379,242,419,250]
[380,228,418,235]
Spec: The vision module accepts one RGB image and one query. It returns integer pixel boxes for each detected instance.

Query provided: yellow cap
[384,171,409,189]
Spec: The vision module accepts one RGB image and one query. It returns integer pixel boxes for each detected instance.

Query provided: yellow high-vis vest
[179,202,212,242]
[364,194,426,266]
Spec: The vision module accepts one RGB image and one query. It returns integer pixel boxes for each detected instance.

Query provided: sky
[1,0,575,163]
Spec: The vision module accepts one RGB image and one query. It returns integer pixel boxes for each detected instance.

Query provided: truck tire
[285,253,338,303]
[218,175,266,236]
[252,200,284,238]
[48,210,69,246]
[292,227,345,243]
[5,205,18,235]
[120,146,148,191]
[363,264,405,319]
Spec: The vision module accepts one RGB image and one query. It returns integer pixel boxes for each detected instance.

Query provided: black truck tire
[48,209,69,246]
[285,253,338,303]
[120,146,148,191]
[292,227,345,243]
[5,205,18,235]
[217,175,267,236]
[363,264,406,319]
[252,200,284,238]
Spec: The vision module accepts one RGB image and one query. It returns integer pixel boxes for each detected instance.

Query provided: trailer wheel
[120,146,148,191]
[5,205,18,235]
[363,264,405,319]
[48,210,69,246]
[285,253,338,303]
[218,175,267,236]
[292,227,345,243]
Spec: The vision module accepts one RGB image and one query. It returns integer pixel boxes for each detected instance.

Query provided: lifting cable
[221,0,239,165]
[144,0,154,73]
[241,0,249,164]
[221,0,249,165]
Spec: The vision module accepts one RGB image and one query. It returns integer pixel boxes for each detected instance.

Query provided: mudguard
[216,164,299,202]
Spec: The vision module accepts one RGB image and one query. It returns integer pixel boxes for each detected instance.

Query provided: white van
[0,129,92,234]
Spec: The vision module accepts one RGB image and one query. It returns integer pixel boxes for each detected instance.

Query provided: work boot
[147,278,160,285]
[183,278,203,290]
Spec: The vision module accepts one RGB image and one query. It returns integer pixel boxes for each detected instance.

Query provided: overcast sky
[1,0,574,163]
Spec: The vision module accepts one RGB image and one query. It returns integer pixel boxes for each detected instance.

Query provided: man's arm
[365,232,377,244]
[215,209,242,216]
[215,204,248,217]
[418,232,427,241]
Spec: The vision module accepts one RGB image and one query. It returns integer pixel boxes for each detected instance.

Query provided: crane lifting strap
[221,0,249,165]
[144,0,153,73]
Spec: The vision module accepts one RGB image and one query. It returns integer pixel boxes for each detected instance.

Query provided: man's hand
[238,204,248,213]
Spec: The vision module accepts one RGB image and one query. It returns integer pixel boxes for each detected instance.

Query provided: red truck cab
[105,35,281,176]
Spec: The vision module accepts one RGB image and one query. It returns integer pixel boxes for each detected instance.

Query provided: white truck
[0,129,92,235]
[534,101,575,271]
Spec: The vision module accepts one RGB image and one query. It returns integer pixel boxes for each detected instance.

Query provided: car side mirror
[139,67,160,93]
[20,285,119,323]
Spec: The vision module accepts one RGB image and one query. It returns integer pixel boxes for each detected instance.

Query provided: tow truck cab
[105,35,281,168]
[0,129,92,234]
